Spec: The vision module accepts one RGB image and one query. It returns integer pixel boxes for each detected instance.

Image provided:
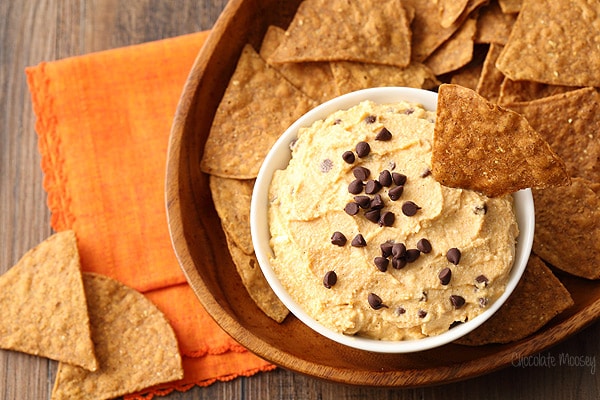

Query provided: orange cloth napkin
[26,31,274,398]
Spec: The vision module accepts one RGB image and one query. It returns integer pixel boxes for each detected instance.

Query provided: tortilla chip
[448,62,482,91]
[532,178,600,280]
[498,78,578,104]
[268,0,412,68]
[209,175,255,255]
[406,0,487,62]
[260,25,339,103]
[455,254,573,345]
[425,17,477,76]
[201,44,316,179]
[438,0,469,28]
[448,44,488,90]
[0,231,97,371]
[498,0,521,14]
[51,273,183,400]
[474,0,517,45]
[475,43,505,102]
[224,235,289,323]
[330,61,440,94]
[496,0,600,86]
[432,84,570,197]
[504,87,600,183]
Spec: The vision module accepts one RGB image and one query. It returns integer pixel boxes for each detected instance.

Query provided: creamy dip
[268,100,519,340]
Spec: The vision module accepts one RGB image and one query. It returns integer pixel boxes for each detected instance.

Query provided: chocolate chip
[378,211,395,227]
[416,238,432,253]
[388,185,404,201]
[380,242,393,258]
[351,234,367,247]
[418,309,427,318]
[374,257,389,272]
[331,231,347,246]
[364,209,381,223]
[323,271,337,289]
[438,267,452,285]
[401,201,421,216]
[449,321,463,329]
[392,243,406,258]
[333,118,343,125]
[446,248,461,265]
[420,168,432,178]
[395,307,406,315]
[474,203,487,215]
[354,195,371,209]
[365,115,376,124]
[319,159,333,173]
[375,127,392,141]
[405,248,420,262]
[342,151,356,164]
[475,275,489,289]
[365,179,382,194]
[404,108,415,115]
[348,179,364,194]
[392,172,407,186]
[356,141,370,158]
[368,293,387,310]
[392,257,407,269]
[353,166,370,181]
[420,291,428,302]
[370,194,384,210]
[478,297,489,307]
[344,202,360,216]
[450,295,466,309]
[378,170,392,187]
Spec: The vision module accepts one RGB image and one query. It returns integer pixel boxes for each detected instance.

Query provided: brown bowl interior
[166,0,600,387]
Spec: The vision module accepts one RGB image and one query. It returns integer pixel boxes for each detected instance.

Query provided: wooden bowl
[166,0,600,386]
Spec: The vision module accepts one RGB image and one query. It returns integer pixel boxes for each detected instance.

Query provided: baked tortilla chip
[0,231,97,371]
[209,175,255,255]
[330,61,439,94]
[496,0,600,86]
[448,61,482,91]
[456,254,573,345]
[268,0,412,68]
[438,0,469,28]
[505,87,600,183]
[225,235,289,323]
[498,0,521,13]
[448,44,488,90]
[432,84,570,197]
[532,178,600,280]
[201,44,316,178]
[52,273,183,400]
[498,78,578,105]
[405,0,487,62]
[260,25,339,103]
[474,0,516,45]
[475,43,505,103]
[424,17,477,76]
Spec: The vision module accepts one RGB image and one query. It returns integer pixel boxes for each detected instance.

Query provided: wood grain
[1,0,599,399]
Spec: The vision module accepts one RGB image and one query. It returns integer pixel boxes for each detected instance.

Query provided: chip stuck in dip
[266,99,519,341]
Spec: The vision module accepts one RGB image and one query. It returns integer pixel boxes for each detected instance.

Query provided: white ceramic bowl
[250,87,534,353]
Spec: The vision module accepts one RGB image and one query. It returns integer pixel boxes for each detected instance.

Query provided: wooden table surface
[1,1,599,399]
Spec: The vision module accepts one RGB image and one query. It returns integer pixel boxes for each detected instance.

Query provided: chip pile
[0,231,183,399]
[200,0,600,344]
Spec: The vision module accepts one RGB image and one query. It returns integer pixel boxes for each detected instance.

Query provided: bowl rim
[251,87,534,353]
